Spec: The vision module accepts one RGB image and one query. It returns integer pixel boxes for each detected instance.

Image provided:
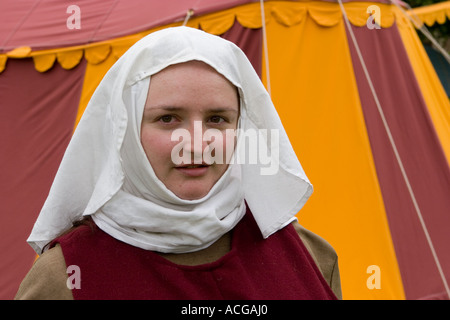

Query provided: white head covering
[27,27,313,255]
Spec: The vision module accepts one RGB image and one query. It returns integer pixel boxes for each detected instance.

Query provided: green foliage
[404,0,450,50]
[406,0,445,8]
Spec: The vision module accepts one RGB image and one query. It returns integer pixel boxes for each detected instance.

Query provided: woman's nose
[182,120,208,164]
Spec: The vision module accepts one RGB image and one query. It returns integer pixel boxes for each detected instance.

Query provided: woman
[15,27,341,300]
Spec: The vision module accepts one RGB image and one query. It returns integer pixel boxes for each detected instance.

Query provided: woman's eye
[159,115,174,123]
[209,116,225,124]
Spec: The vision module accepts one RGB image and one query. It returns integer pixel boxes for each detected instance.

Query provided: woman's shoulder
[291,220,342,299]
[15,244,73,300]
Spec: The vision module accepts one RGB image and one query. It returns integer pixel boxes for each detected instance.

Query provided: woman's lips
[175,164,210,177]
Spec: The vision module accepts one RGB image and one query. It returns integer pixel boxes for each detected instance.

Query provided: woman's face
[141,61,239,200]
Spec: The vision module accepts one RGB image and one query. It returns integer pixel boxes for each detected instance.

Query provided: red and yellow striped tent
[1,0,449,300]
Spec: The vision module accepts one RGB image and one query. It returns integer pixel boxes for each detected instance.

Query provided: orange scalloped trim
[33,53,56,72]
[56,49,84,70]
[1,1,402,73]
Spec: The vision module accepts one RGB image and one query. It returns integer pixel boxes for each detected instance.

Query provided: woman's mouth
[175,164,210,177]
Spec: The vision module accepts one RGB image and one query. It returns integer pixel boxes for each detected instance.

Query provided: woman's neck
[156,232,231,266]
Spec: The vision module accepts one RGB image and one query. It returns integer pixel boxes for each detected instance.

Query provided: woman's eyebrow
[207,108,238,114]
[146,106,183,112]
[147,106,238,113]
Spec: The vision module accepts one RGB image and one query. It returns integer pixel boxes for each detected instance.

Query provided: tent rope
[337,0,450,299]
[260,0,271,96]
[391,0,450,64]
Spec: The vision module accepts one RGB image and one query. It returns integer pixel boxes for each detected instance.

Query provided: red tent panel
[0,59,86,298]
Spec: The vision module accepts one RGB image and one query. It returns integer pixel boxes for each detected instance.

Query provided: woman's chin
[175,189,210,201]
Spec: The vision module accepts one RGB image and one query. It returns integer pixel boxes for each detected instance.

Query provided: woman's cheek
[141,128,173,162]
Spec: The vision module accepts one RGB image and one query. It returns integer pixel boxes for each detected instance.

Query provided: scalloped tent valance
[0,2,398,73]
[410,1,450,26]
